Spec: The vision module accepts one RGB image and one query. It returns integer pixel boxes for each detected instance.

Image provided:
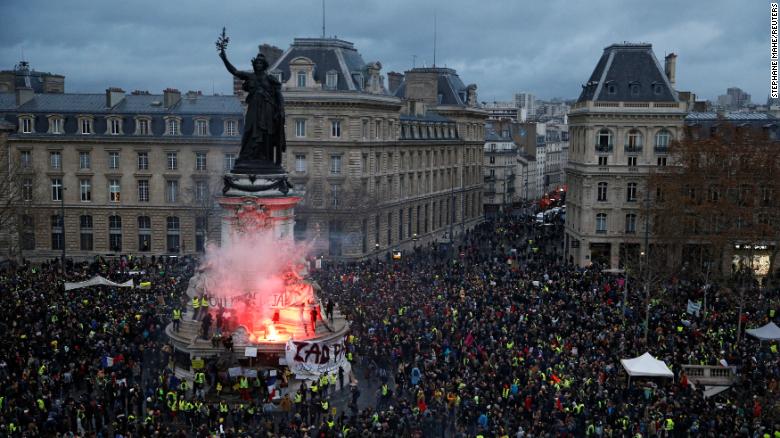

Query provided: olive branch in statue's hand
[216,27,230,54]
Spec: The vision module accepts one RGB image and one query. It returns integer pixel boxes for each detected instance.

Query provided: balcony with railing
[654,144,669,153]
[624,145,643,153]
[595,143,614,153]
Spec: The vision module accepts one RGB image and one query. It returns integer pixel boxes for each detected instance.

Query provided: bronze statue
[217,28,286,172]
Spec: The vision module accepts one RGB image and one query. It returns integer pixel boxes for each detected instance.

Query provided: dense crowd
[313,216,780,437]
[0,213,777,437]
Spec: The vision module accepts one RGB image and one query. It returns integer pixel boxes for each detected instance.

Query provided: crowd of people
[0,212,777,437]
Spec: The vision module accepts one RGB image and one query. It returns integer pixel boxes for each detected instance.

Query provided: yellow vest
[201,297,209,308]
[173,309,181,320]
[192,297,200,309]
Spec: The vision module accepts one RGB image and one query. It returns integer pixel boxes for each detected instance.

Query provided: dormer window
[352,73,364,90]
[629,82,640,96]
[48,116,63,134]
[79,117,94,134]
[653,83,663,95]
[108,117,123,135]
[165,117,181,136]
[297,71,307,88]
[326,71,338,89]
[19,116,34,134]
[195,118,209,136]
[606,83,617,95]
[225,119,238,136]
[135,117,151,135]
[272,72,282,83]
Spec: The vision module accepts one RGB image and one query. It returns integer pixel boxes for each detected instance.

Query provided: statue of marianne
[217,28,286,169]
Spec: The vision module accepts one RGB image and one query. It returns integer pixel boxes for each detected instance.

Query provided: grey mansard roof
[393,67,471,106]
[577,43,677,103]
[0,92,243,115]
[270,38,383,93]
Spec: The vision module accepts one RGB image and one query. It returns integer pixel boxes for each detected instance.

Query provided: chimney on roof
[15,87,34,106]
[664,53,677,89]
[163,88,181,108]
[106,87,125,108]
[387,72,404,95]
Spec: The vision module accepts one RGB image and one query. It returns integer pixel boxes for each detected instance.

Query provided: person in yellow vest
[192,295,201,320]
[172,307,182,332]
[311,380,319,400]
[664,417,675,432]
[239,376,250,401]
[216,381,223,396]
[200,295,210,318]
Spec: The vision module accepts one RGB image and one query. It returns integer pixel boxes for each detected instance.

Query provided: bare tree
[648,123,780,284]
[0,142,25,260]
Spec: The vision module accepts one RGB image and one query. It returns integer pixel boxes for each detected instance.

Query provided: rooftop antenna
[412,55,417,68]
[322,0,326,38]
[433,12,437,67]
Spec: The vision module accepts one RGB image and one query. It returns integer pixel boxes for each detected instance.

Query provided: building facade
[0,79,242,261]
[264,38,485,259]
[514,92,536,119]
[564,43,688,267]
[482,125,517,216]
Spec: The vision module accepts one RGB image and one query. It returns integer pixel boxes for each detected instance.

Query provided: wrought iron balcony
[624,145,643,153]
[595,144,614,153]
[654,145,669,153]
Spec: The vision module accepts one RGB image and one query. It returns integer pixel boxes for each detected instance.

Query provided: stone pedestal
[218,172,302,248]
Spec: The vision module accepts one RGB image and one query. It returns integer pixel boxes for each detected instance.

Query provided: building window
[328,220,343,256]
[295,154,306,173]
[108,215,122,252]
[20,215,35,250]
[399,208,404,241]
[50,117,62,134]
[596,129,613,152]
[627,156,638,167]
[196,152,207,171]
[137,179,149,202]
[50,151,61,169]
[195,119,208,136]
[657,157,667,166]
[374,215,380,247]
[137,152,149,170]
[326,71,338,89]
[297,70,306,87]
[167,152,178,170]
[195,180,208,202]
[166,180,178,203]
[20,150,31,169]
[196,216,207,252]
[166,119,180,135]
[22,178,32,201]
[138,216,151,252]
[630,83,640,96]
[655,129,671,152]
[626,182,638,202]
[166,216,180,253]
[225,120,238,136]
[137,118,150,135]
[109,179,121,202]
[607,83,616,94]
[626,129,643,152]
[375,120,381,140]
[330,155,342,175]
[362,119,369,139]
[51,178,62,201]
[597,182,608,202]
[330,120,341,138]
[79,179,91,202]
[625,213,637,234]
[109,118,122,135]
[596,213,607,234]
[21,117,33,133]
[78,151,90,169]
[295,119,306,137]
[387,212,392,245]
[51,215,64,250]
[108,151,120,169]
[224,153,236,171]
[80,118,93,134]
[80,215,93,251]
[331,184,340,207]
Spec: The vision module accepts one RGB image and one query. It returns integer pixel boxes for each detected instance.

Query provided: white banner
[686,300,702,316]
[285,336,348,376]
[64,275,134,291]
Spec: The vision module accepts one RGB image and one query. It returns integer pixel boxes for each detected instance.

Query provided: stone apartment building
[564,43,688,267]
[0,66,243,261]
[482,124,517,216]
[264,38,486,258]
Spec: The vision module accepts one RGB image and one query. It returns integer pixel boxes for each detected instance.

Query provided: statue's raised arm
[216,28,247,79]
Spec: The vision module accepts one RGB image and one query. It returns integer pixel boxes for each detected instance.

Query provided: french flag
[101,356,114,368]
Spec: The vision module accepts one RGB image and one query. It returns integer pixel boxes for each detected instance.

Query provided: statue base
[231,159,286,176]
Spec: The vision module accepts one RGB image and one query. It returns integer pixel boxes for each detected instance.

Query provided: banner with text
[285,335,348,376]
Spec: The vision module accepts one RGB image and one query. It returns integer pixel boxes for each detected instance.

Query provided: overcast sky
[0,0,770,103]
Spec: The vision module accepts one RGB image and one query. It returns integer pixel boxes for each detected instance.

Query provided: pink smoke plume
[200,229,318,342]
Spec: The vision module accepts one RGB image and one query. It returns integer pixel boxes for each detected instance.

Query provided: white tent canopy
[64,275,134,291]
[620,352,674,378]
[745,322,780,341]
